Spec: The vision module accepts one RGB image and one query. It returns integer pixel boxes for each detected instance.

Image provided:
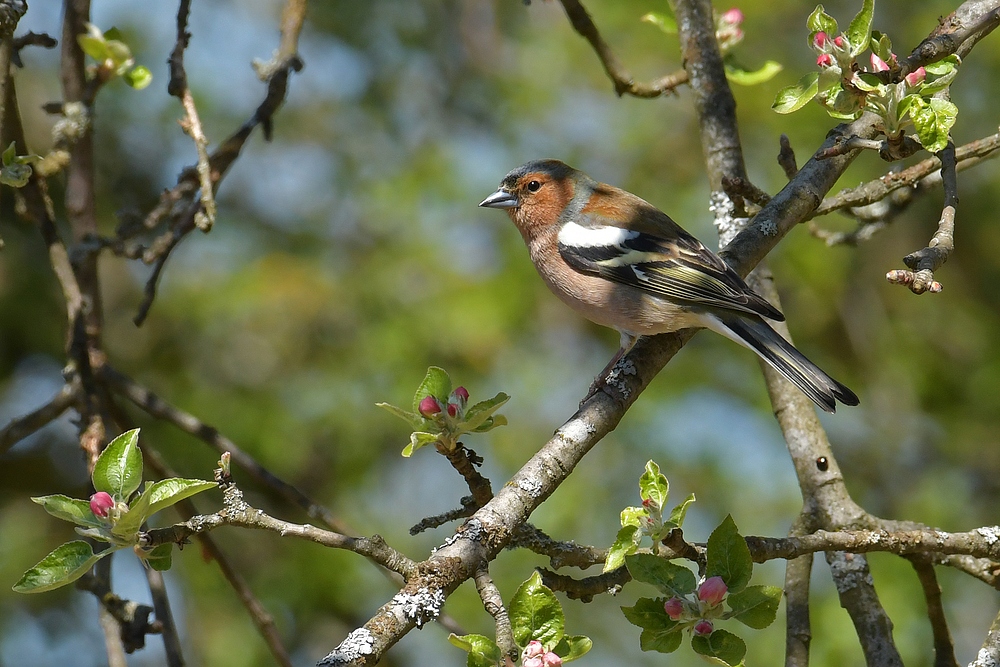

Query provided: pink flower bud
[663,597,685,620]
[543,652,563,667]
[721,8,743,25]
[524,641,544,659]
[870,53,889,72]
[447,403,458,417]
[453,386,469,402]
[812,31,828,50]
[698,576,728,606]
[524,659,543,667]
[816,53,834,68]
[833,35,845,49]
[418,395,442,418]
[905,66,926,87]
[90,491,114,518]
[693,620,714,636]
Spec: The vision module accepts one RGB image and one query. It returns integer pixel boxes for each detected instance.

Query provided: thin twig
[139,440,294,667]
[144,568,183,667]
[886,141,958,294]
[99,363,352,534]
[507,524,608,570]
[557,0,688,98]
[907,557,959,667]
[813,130,1000,218]
[538,567,630,603]
[141,482,417,577]
[474,568,517,662]
[0,381,77,456]
[410,495,478,535]
[778,134,798,179]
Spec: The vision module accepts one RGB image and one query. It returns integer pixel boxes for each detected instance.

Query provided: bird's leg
[582,332,639,404]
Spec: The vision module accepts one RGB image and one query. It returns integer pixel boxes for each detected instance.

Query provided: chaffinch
[479,159,859,413]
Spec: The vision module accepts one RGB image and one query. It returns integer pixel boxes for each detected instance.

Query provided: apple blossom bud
[418,395,442,417]
[812,31,828,50]
[90,491,114,518]
[663,597,685,620]
[816,53,834,68]
[693,620,714,636]
[543,652,563,667]
[447,403,458,417]
[524,659,543,667]
[833,35,845,48]
[870,53,889,72]
[524,641,544,659]
[905,66,926,87]
[698,576,728,606]
[453,386,469,402]
[721,8,743,25]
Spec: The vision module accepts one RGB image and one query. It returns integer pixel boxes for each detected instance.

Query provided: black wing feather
[558,226,784,321]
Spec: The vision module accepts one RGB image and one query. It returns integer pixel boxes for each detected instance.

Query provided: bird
[479,159,859,413]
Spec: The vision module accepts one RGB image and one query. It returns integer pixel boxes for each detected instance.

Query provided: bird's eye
[527,180,541,192]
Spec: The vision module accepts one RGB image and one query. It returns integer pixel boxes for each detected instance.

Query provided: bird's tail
[707,313,859,413]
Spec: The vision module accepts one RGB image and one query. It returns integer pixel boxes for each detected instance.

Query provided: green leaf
[919,54,960,94]
[448,633,502,667]
[412,367,452,412]
[853,72,883,92]
[870,30,892,62]
[604,525,641,573]
[621,599,683,653]
[124,65,153,90]
[706,515,753,593]
[12,541,113,593]
[638,460,668,510]
[625,553,696,597]
[102,27,125,42]
[376,402,422,429]
[641,11,677,35]
[145,544,173,572]
[552,634,592,663]
[461,392,509,432]
[92,429,143,500]
[470,414,506,432]
[144,478,216,517]
[667,493,695,527]
[402,431,440,457]
[772,71,819,113]
[509,571,564,650]
[621,597,679,631]
[639,626,683,653]
[1,141,15,165]
[806,5,838,37]
[910,97,957,153]
[77,34,110,61]
[691,629,747,666]
[620,506,647,528]
[727,585,783,629]
[724,59,783,86]
[32,494,104,528]
[845,0,874,57]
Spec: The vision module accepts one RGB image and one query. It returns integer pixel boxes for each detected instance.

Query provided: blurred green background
[2,1,999,665]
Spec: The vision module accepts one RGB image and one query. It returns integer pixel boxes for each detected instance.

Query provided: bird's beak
[479,188,519,209]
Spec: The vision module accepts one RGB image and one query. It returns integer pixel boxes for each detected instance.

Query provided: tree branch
[557,0,688,98]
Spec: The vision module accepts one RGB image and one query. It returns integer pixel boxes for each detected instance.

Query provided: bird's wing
[556,216,784,321]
